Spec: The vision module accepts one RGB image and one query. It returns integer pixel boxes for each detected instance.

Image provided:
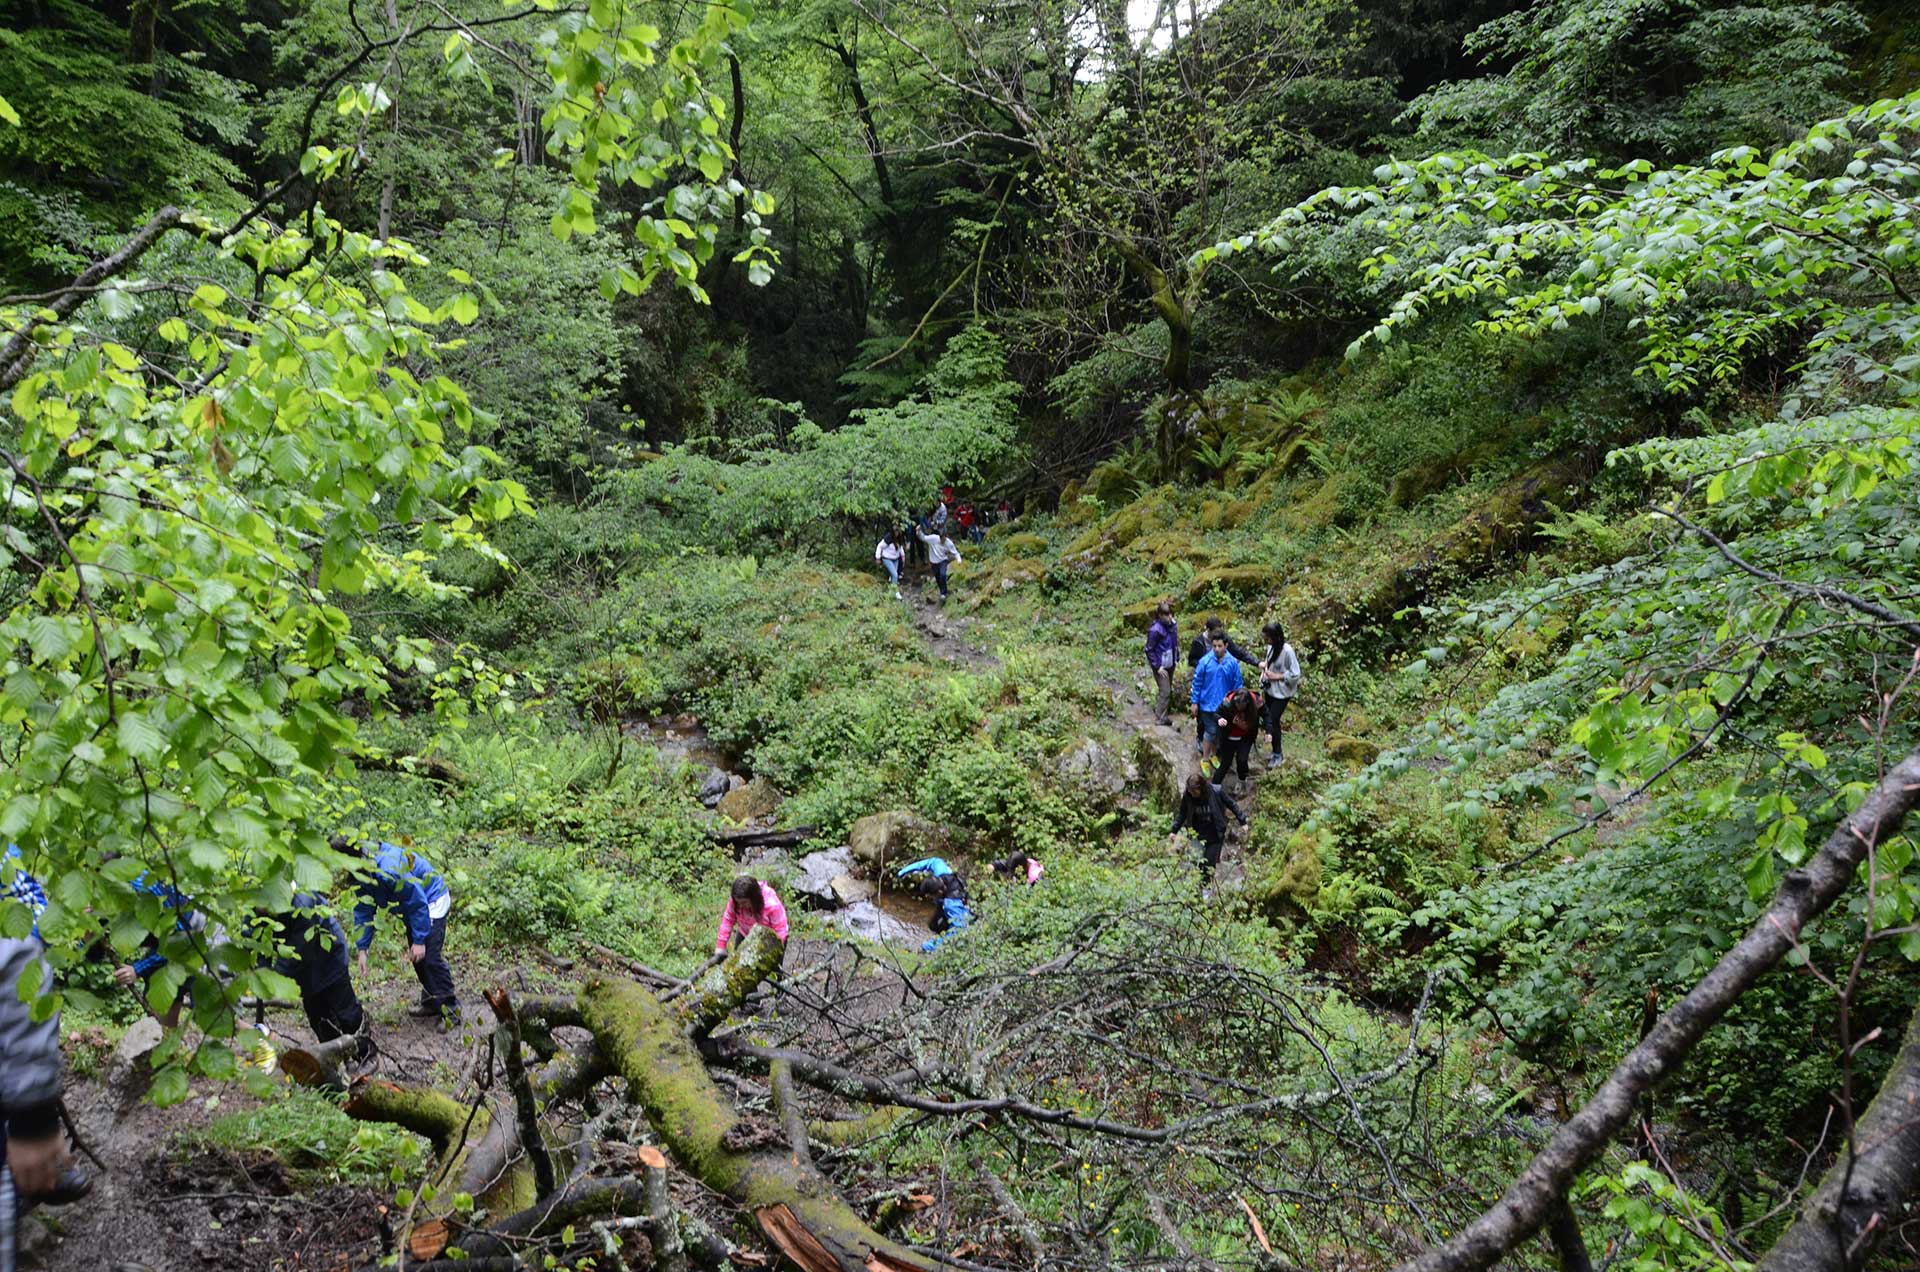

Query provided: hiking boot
[1268,752,1283,766]
[408,999,445,1018]
[23,1164,92,1211]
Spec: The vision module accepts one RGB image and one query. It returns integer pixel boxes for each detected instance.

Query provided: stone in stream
[825,900,921,946]
[789,846,858,908]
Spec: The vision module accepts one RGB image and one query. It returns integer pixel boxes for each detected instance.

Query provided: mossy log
[579,970,935,1272]
[681,924,786,1038]
[343,1077,486,1159]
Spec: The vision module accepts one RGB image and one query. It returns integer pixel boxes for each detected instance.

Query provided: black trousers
[413,915,457,1012]
[1197,835,1225,883]
[303,977,373,1062]
[1264,695,1290,755]
[1216,733,1254,782]
[932,562,950,597]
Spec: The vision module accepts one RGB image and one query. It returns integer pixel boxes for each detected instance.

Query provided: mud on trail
[26,948,575,1272]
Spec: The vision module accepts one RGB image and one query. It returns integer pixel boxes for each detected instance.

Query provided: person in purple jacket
[1144,602,1178,726]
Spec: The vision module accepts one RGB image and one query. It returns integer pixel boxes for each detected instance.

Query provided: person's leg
[1267,696,1289,761]
[1200,835,1223,884]
[1200,711,1220,760]
[1234,735,1252,782]
[884,558,899,586]
[2,1152,15,1272]
[934,562,950,598]
[1153,667,1171,723]
[412,915,458,1018]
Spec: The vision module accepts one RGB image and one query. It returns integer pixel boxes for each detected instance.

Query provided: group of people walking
[1147,606,1303,890]
[874,488,1015,602]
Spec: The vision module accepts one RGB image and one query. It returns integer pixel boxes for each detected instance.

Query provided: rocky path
[900,569,998,668]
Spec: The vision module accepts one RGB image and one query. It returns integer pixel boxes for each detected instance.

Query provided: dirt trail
[900,568,998,668]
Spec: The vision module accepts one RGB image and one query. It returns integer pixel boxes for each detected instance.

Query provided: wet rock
[790,846,858,908]
[718,776,781,822]
[825,900,921,946]
[742,847,792,875]
[831,874,873,907]
[1129,728,1187,805]
[109,1015,165,1110]
[698,767,730,807]
[727,774,746,792]
[848,811,944,875]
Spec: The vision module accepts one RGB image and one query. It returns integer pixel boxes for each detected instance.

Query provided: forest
[2,0,1920,1269]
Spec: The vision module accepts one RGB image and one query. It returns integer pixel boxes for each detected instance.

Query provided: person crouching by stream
[898,857,972,952]
[715,876,789,959]
[1172,773,1246,893]
[341,837,461,1033]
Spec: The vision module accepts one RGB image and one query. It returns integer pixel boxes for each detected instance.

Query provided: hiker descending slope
[344,837,461,1032]
[874,530,906,599]
[1145,602,1178,726]
[1171,773,1246,890]
[1258,622,1302,765]
[1214,684,1264,791]
[1190,630,1243,763]
[917,524,964,602]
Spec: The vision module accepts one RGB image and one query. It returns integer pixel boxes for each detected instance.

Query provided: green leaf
[450,294,479,325]
[0,95,18,127]
[116,710,167,760]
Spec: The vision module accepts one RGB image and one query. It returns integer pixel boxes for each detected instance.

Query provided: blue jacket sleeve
[897,858,943,878]
[395,877,434,945]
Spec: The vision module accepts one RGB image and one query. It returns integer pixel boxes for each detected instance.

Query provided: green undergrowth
[175,1088,426,1187]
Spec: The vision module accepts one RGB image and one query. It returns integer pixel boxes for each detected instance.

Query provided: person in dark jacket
[986,851,1044,884]
[342,838,460,1030]
[266,894,373,1064]
[2,933,87,1267]
[1171,773,1245,887]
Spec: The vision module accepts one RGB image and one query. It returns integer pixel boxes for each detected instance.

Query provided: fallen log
[578,949,936,1272]
[713,825,820,855]
[350,750,471,785]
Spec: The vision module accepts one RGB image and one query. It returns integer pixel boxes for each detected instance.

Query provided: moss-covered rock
[1250,826,1327,912]
[718,777,782,822]
[1000,532,1048,558]
[1183,564,1283,605]
[1325,734,1381,767]
[848,810,945,874]
[1130,729,1186,806]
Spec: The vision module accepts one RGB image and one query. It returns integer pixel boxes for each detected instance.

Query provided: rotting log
[810,1105,910,1149]
[459,1045,608,1203]
[681,924,786,1038]
[714,825,820,855]
[344,1077,484,1160]
[578,968,936,1272]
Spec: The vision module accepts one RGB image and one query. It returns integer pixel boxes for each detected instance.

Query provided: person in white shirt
[1258,621,1302,764]
[874,530,906,598]
[916,526,963,601]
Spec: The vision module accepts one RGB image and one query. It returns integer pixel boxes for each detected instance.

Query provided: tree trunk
[1757,997,1920,1272]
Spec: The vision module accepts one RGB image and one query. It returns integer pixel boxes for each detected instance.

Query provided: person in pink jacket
[714,875,789,955]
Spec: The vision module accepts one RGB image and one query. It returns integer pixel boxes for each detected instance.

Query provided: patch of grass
[176,1088,426,1186]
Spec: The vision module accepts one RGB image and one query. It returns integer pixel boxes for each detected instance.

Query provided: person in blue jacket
[339,837,460,1030]
[1189,630,1243,764]
[897,857,972,953]
[112,872,200,1028]
[3,845,46,936]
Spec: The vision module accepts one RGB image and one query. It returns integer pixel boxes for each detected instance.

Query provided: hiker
[986,851,1044,884]
[996,498,1014,527]
[344,837,460,1031]
[875,529,906,598]
[957,501,984,545]
[2,929,89,1270]
[1190,631,1243,761]
[265,894,374,1064]
[917,523,964,601]
[1171,773,1245,888]
[714,875,789,955]
[897,857,972,952]
[3,846,45,936]
[1145,602,1178,726]
[1187,618,1254,751]
[1215,684,1264,790]
[1186,616,1254,668]
[113,872,200,1028]
[1258,622,1302,764]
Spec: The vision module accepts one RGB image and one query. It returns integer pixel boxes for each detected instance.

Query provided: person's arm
[762,888,790,941]
[1190,667,1204,706]
[0,935,66,1190]
[1282,645,1301,689]
[1222,791,1246,825]
[896,858,937,879]
[1170,800,1189,834]
[714,899,736,954]
[1229,637,1255,666]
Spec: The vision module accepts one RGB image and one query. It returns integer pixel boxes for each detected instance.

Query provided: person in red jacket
[1214,685,1264,791]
